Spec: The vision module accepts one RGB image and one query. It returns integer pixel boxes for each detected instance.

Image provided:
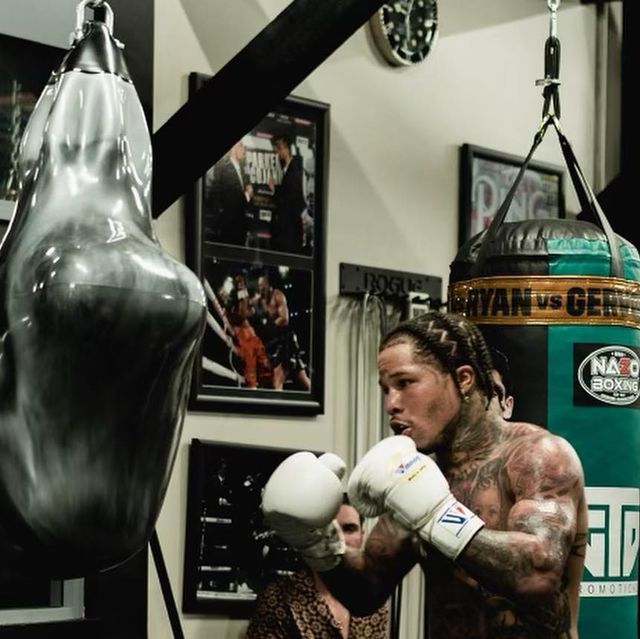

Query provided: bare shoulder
[502,421,585,500]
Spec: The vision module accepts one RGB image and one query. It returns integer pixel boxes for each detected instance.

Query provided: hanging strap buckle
[535,0,561,120]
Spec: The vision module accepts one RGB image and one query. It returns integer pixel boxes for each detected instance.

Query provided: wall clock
[369,0,439,67]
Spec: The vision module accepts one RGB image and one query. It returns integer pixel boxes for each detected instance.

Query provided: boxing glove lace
[262,451,347,571]
[348,436,484,560]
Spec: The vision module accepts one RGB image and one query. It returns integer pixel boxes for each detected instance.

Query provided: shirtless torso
[424,421,588,638]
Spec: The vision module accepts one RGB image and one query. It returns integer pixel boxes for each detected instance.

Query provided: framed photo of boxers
[184,72,328,416]
[181,439,311,616]
[458,143,566,247]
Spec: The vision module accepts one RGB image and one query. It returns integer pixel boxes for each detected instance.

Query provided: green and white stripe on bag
[449,219,640,639]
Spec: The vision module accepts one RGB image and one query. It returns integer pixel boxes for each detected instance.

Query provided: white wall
[150,2,598,638]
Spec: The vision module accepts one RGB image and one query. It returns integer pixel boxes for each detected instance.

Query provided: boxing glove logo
[436,502,477,539]
[391,453,425,481]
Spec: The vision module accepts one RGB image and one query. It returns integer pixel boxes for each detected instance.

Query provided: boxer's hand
[347,436,484,560]
[262,451,346,571]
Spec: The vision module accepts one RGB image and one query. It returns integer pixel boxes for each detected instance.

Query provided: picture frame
[181,438,311,616]
[458,143,565,246]
[0,33,65,222]
[185,72,329,416]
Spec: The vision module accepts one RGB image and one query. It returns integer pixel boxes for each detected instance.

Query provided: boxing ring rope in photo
[205,311,234,350]
[202,277,244,385]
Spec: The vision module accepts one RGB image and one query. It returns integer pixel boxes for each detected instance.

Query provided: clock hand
[404,0,415,42]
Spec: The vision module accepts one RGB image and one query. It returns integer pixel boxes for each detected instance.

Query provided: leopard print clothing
[245,570,389,638]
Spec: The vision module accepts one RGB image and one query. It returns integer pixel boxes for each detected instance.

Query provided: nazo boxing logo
[577,345,640,406]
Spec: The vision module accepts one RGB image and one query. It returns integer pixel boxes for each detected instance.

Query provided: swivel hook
[536,0,561,120]
[71,0,114,43]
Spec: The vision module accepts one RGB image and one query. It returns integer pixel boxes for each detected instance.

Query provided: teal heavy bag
[449,126,639,639]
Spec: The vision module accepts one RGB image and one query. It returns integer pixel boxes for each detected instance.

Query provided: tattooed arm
[457,432,587,603]
[320,513,420,616]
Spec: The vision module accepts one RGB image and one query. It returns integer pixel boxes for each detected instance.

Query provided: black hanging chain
[536,0,562,132]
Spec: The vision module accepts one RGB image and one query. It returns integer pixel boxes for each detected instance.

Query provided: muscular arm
[272,289,289,327]
[320,514,419,616]
[457,433,586,602]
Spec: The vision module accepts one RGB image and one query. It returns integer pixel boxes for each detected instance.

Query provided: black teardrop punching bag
[0,7,206,577]
[449,129,639,637]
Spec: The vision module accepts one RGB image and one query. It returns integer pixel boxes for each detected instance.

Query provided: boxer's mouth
[390,420,411,436]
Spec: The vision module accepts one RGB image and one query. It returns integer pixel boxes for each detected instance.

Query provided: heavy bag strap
[554,124,623,278]
[470,122,548,277]
[471,116,624,279]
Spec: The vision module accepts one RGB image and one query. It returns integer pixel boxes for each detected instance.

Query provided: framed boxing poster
[184,72,328,416]
[182,439,309,616]
[458,143,565,246]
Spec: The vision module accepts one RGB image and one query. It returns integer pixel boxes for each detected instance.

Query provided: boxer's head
[378,311,499,452]
[379,311,496,405]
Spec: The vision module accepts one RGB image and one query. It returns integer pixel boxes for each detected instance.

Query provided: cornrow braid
[380,311,496,406]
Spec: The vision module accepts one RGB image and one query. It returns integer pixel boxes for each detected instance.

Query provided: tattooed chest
[447,458,511,529]
[427,564,572,639]
[428,595,572,639]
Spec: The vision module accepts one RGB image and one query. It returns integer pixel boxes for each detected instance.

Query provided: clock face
[370,0,439,67]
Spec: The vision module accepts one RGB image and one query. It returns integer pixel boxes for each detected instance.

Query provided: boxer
[262,311,587,639]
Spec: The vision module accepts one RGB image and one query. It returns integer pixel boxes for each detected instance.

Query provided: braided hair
[379,311,496,405]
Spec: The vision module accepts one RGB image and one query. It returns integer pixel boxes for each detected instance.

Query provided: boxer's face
[378,340,461,453]
[258,276,269,297]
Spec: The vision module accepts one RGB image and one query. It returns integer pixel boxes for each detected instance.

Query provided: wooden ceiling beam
[151,0,384,217]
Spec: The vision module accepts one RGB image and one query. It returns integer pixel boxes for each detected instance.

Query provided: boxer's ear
[455,364,474,396]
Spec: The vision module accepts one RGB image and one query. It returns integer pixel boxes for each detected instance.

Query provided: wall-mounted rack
[339,262,442,307]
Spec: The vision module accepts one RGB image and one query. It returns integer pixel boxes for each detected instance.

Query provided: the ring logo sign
[576,345,640,406]
[582,487,639,598]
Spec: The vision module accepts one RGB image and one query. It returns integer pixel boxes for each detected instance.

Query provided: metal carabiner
[71,0,114,43]
[547,0,560,38]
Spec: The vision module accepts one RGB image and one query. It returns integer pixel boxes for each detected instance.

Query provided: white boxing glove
[347,436,484,560]
[262,451,347,571]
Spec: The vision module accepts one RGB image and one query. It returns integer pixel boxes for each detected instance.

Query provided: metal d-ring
[73,0,114,41]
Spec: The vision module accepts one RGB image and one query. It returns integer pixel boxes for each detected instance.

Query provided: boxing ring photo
[184,73,329,416]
